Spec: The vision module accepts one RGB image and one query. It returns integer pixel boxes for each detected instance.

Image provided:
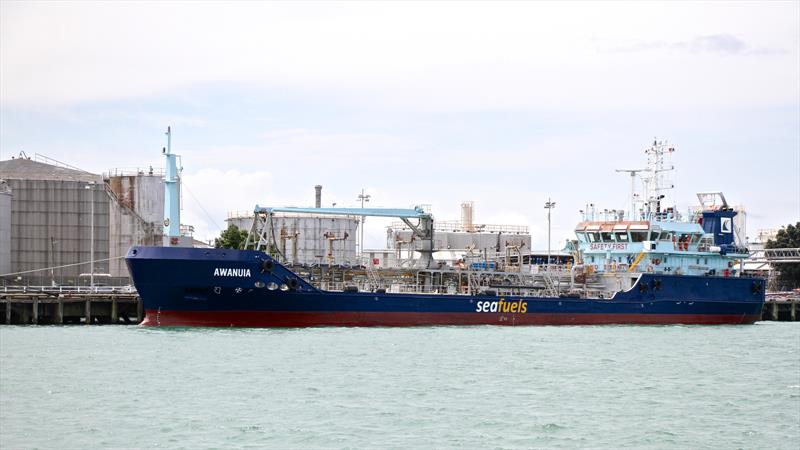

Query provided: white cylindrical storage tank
[272,214,359,266]
[228,211,359,265]
[225,213,253,233]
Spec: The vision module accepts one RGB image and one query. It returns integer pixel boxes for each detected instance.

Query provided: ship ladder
[365,262,380,291]
[468,272,481,295]
[542,272,559,297]
[627,251,647,273]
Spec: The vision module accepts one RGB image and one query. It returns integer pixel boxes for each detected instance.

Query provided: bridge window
[576,232,588,243]
[615,232,629,242]
[588,232,600,243]
[601,232,613,241]
[631,231,647,242]
[659,232,672,241]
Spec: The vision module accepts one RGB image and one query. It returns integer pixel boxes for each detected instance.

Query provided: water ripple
[1,323,799,449]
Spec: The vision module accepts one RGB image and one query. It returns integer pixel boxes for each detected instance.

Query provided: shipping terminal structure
[126,140,765,327]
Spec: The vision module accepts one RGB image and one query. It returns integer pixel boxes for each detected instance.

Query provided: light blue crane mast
[162,126,182,246]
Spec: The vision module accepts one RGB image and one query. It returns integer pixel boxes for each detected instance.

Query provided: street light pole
[85,181,96,287]
[544,198,556,267]
[357,188,371,256]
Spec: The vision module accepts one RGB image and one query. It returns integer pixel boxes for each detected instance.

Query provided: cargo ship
[126,139,765,327]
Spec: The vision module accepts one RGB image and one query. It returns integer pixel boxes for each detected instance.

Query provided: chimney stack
[461,201,474,232]
[315,185,322,208]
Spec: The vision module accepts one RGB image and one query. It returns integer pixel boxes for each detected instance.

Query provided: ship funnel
[701,209,737,246]
[697,192,737,246]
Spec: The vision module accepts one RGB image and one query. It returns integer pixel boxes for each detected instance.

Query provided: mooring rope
[0,256,127,277]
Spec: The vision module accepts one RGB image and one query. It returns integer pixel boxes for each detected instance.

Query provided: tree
[214,224,249,250]
[765,222,800,290]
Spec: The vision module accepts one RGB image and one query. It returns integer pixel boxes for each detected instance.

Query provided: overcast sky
[1,1,798,248]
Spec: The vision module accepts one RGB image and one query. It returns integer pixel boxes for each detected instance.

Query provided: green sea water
[1,323,798,449]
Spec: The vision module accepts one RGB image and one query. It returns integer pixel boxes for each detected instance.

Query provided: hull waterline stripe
[141,310,760,327]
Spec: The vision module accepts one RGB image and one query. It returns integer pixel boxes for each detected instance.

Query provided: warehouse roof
[0,157,102,182]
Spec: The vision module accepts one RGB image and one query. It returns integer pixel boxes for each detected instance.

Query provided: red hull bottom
[141,310,761,327]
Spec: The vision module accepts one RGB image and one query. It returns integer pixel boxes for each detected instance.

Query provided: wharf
[0,286,142,325]
[762,292,800,322]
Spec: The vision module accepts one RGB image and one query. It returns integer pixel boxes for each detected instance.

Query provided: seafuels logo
[213,267,251,277]
[476,299,528,314]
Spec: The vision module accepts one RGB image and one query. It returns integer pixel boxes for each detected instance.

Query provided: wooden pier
[0,286,142,325]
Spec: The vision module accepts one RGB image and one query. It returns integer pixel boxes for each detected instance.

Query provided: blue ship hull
[125,246,765,327]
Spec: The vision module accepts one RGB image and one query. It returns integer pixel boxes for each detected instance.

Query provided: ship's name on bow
[213,267,251,277]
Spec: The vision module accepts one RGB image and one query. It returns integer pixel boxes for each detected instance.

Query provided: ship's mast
[163,126,182,245]
[641,139,675,220]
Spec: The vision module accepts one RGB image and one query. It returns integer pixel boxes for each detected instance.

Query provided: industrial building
[0,154,165,286]
[386,201,532,267]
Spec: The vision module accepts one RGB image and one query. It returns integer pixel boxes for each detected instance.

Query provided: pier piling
[84,300,91,325]
[56,301,63,324]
